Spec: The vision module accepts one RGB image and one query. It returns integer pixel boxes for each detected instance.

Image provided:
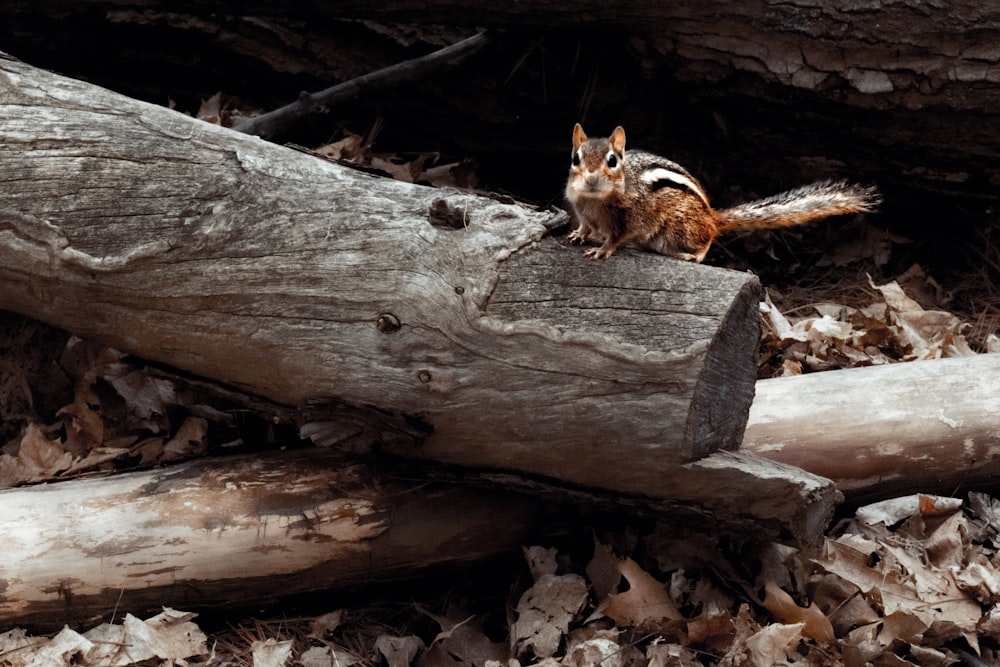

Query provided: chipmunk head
[567,123,627,199]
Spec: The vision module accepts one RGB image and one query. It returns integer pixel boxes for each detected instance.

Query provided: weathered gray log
[0,54,842,539]
[0,448,547,630]
[743,355,1000,504]
[0,52,757,481]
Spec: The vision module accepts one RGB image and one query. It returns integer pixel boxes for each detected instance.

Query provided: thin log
[742,355,1000,504]
[0,448,548,631]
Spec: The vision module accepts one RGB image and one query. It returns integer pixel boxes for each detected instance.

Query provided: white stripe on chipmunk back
[640,168,711,209]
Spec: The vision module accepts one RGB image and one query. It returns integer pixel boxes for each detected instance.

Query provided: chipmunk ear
[572,123,588,149]
[610,126,626,153]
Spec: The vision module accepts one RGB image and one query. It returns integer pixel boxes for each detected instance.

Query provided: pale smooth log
[0,449,546,630]
[743,355,1000,503]
[0,54,759,496]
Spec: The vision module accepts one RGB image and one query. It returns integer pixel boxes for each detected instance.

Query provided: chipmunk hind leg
[641,204,716,262]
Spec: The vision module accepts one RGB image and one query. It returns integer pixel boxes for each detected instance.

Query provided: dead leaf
[871,276,974,360]
[163,416,208,460]
[124,608,208,663]
[309,609,346,639]
[562,637,622,667]
[743,622,804,667]
[108,369,176,430]
[817,533,981,651]
[7,423,72,484]
[57,385,104,453]
[316,133,365,161]
[586,538,621,602]
[523,545,559,580]
[251,638,294,667]
[512,571,588,658]
[602,558,681,629]
[197,91,223,123]
[646,641,703,667]
[375,635,424,667]
[760,581,835,642]
[299,645,362,667]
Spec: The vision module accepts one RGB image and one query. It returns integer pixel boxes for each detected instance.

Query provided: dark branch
[233,31,492,139]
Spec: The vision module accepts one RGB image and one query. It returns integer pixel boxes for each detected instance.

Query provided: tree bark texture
[0,448,548,631]
[0,54,767,498]
[743,354,1000,505]
[3,1,997,204]
[12,0,1000,113]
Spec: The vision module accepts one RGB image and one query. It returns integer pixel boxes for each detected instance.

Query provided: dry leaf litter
[2,283,1000,665]
[2,100,999,665]
[4,498,1000,666]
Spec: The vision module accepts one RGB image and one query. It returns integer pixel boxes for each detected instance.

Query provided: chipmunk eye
[572,150,581,167]
[606,152,619,169]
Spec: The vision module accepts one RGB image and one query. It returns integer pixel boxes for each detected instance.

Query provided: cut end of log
[686,274,762,457]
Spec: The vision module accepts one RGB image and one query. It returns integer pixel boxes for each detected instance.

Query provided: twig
[233,32,492,139]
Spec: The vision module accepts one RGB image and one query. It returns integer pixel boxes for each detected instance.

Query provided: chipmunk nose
[584,173,601,188]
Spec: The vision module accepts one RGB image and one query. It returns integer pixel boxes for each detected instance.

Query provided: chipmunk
[564,123,880,262]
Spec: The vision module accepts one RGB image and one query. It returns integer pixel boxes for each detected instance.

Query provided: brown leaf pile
[0,608,207,666]
[314,129,479,190]
[0,337,221,489]
[759,264,995,377]
[16,491,996,666]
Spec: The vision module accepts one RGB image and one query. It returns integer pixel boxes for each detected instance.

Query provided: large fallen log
[4,2,995,200]
[0,53,839,539]
[743,355,1000,504]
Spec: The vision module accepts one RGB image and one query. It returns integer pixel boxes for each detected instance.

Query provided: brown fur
[564,124,880,262]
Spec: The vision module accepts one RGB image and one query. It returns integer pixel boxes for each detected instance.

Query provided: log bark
[0,51,846,541]
[743,355,1000,505]
[12,0,1000,115]
[0,448,548,631]
[3,1,997,203]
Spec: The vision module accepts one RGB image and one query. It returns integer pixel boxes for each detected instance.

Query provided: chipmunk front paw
[583,246,615,261]
[568,227,591,245]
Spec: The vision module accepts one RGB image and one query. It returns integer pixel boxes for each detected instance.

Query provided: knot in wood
[428,198,468,229]
[376,313,401,334]
[417,370,432,384]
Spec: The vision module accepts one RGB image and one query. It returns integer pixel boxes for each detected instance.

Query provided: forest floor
[2,106,1000,666]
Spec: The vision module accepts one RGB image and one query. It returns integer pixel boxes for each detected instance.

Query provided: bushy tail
[715,180,880,233]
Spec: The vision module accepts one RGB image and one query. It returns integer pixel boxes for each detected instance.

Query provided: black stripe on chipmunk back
[646,164,697,194]
[647,175,689,193]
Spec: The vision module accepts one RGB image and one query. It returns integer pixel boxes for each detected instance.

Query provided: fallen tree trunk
[0,53,841,539]
[0,448,548,631]
[743,354,1000,504]
[0,52,755,477]
[4,2,996,201]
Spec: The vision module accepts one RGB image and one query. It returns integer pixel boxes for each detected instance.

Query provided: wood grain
[0,54,761,494]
